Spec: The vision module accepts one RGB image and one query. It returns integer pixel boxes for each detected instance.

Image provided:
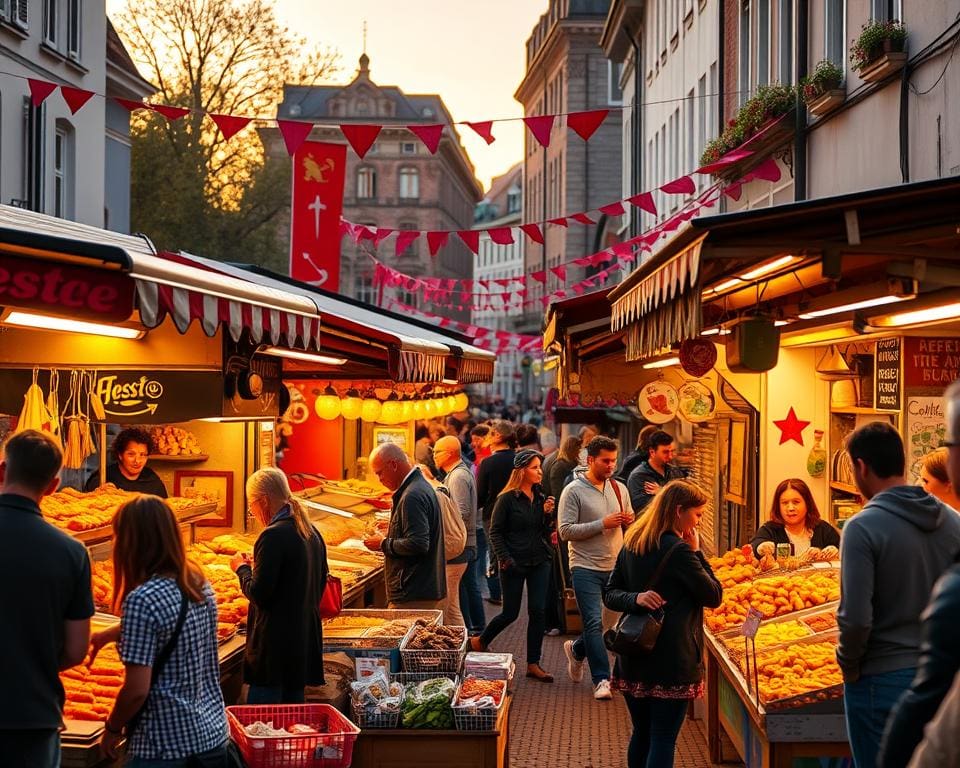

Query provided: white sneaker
[594,679,613,700]
[563,639,585,683]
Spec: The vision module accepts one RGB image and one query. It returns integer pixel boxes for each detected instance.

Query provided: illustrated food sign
[874,338,901,410]
[904,337,960,389]
[906,397,946,482]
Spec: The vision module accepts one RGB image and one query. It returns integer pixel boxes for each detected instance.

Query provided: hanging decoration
[773,407,811,446]
[637,380,680,424]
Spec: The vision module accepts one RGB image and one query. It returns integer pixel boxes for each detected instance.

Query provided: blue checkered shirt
[119,576,228,759]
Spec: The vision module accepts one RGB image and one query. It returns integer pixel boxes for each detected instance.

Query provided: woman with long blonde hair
[230,467,328,704]
[93,496,228,764]
[603,480,722,768]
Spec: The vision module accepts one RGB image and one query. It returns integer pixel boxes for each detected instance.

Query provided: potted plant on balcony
[851,19,908,83]
[801,60,845,117]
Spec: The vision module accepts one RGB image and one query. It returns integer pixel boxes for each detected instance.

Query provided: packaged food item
[349,671,403,713]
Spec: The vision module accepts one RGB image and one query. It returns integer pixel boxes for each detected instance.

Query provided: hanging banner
[290,141,347,292]
[904,337,960,389]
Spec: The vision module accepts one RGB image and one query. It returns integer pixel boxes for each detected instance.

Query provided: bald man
[365,443,446,609]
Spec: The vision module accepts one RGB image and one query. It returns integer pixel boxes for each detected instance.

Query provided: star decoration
[774,407,811,446]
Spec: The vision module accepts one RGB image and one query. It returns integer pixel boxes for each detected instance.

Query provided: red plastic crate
[226,704,360,768]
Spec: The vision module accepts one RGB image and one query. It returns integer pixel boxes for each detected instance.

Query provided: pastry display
[750,640,843,704]
[705,571,839,632]
[61,644,123,721]
[149,425,203,456]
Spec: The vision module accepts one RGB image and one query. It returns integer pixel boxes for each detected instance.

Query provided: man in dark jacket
[365,442,446,607]
[839,422,960,768]
[476,420,517,604]
[626,430,685,511]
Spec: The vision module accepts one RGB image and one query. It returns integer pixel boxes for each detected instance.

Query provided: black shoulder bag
[603,541,683,656]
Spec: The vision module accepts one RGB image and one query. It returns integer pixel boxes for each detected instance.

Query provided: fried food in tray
[404,624,465,651]
[745,638,843,708]
[705,570,839,632]
[61,644,123,722]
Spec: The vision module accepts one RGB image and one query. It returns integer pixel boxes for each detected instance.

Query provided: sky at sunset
[108,0,549,191]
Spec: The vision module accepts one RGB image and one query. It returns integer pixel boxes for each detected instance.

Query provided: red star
[773,407,810,446]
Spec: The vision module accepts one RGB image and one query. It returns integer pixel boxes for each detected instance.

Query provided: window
[356,166,376,199]
[7,0,29,29]
[67,0,80,59]
[739,1,751,104]
[825,0,846,70]
[871,0,901,21]
[355,274,376,305]
[686,90,695,177]
[23,97,43,212]
[709,62,718,139]
[506,186,521,214]
[697,75,707,157]
[43,0,57,46]
[399,167,419,199]
[398,289,419,310]
[608,61,623,105]
[400,142,417,155]
[53,121,74,218]
[778,0,794,84]
[669,0,678,40]
[757,0,770,86]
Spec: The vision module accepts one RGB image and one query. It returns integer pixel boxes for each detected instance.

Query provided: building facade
[515,0,624,334]
[0,6,151,231]
[261,54,482,322]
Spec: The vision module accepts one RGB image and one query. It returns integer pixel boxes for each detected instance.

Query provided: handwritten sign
[904,337,960,389]
[906,397,947,481]
[875,338,901,409]
[739,607,763,639]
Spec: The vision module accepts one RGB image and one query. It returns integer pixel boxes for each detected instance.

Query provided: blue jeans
[478,523,501,600]
[0,729,60,768]
[571,566,612,684]
[479,560,551,664]
[247,684,305,704]
[126,742,229,767]
[459,545,486,634]
[623,694,688,768]
[844,667,917,768]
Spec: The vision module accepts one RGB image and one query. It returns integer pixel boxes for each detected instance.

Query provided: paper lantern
[360,397,382,423]
[444,395,457,414]
[400,398,414,422]
[340,390,363,420]
[314,387,341,420]
[422,398,435,418]
[380,397,402,424]
[411,400,425,419]
[453,392,469,412]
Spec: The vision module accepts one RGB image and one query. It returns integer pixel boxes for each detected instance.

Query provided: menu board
[874,338,901,410]
[904,337,960,390]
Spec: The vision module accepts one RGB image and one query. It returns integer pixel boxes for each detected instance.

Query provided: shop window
[356,165,376,199]
[399,167,419,199]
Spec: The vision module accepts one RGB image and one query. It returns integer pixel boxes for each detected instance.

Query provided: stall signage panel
[904,337,960,389]
[874,338,901,410]
[0,254,134,322]
[221,355,282,419]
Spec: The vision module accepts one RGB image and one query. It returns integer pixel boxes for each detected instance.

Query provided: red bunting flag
[573,256,592,267]
[407,124,443,154]
[550,265,567,281]
[28,79,57,107]
[695,148,753,174]
[427,231,449,257]
[723,182,743,201]
[627,192,657,216]
[571,212,595,225]
[660,176,696,195]
[488,227,515,245]
[277,120,313,156]
[749,157,782,182]
[530,271,547,284]
[210,114,252,140]
[60,86,94,114]
[599,201,626,216]
[394,230,419,257]
[520,223,544,244]
[150,104,190,121]
[115,98,147,112]
[374,228,393,247]
[567,109,609,141]
[523,115,555,148]
[547,217,569,228]
[458,230,481,254]
[340,124,382,159]
[465,121,495,145]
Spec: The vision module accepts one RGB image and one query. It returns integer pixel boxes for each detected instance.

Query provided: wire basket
[349,702,400,730]
[226,704,359,768]
[452,679,506,731]
[399,626,467,674]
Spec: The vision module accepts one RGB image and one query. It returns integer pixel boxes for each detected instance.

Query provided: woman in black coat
[750,478,840,561]
[603,479,722,768]
[231,467,328,704]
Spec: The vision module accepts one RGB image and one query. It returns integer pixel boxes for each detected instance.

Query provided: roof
[105,19,155,98]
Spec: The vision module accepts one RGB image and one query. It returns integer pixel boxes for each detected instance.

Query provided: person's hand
[635,591,665,610]
[619,510,635,527]
[550,531,558,546]
[756,541,775,557]
[375,519,390,533]
[499,559,513,572]
[820,545,839,560]
[602,512,623,529]
[543,496,555,515]
[229,552,251,572]
[803,547,820,562]
[759,554,777,571]
[100,727,124,759]
[682,527,700,551]
[364,536,384,552]
[88,629,113,667]
[643,481,659,495]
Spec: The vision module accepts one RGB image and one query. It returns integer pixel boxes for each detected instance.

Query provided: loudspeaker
[726,317,780,372]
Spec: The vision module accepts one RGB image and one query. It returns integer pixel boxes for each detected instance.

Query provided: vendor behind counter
[84,427,168,498]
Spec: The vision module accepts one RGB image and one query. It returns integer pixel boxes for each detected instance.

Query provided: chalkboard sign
[875,338,901,410]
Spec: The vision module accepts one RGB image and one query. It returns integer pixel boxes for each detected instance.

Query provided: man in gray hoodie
[558,436,634,701]
[839,421,960,768]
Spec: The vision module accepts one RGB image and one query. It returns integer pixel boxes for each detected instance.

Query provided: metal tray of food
[742,631,843,711]
[322,609,442,649]
[717,603,839,659]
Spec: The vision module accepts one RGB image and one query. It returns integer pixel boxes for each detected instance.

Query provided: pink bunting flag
[550,266,567,281]
[465,121,496,145]
[488,227,515,245]
[627,192,657,216]
[339,220,356,241]
[427,231,449,257]
[695,148,753,174]
[340,124,382,159]
[573,256,593,267]
[547,217,569,228]
[374,228,393,247]
[60,86,94,114]
[723,182,743,201]
[749,157,782,182]
[566,109,609,141]
[150,104,190,121]
[394,230,420,256]
[599,201,626,216]
[500,292,512,303]
[407,124,443,154]
[458,230,481,254]
[660,176,696,195]
[28,79,57,107]
[520,223,544,244]
[523,115,555,148]
[210,113,252,141]
[493,278,512,288]
[530,271,547,284]
[571,212,595,225]
[277,120,313,156]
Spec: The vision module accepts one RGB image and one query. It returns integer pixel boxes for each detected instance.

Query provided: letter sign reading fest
[289,141,347,292]
[0,254,135,322]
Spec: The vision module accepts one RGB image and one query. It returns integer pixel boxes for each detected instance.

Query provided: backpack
[435,485,467,560]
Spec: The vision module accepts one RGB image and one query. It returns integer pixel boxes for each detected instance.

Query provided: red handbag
[318,575,342,619]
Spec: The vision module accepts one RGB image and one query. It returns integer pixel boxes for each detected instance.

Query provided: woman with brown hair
[469,449,556,682]
[751,478,840,561]
[93,496,228,765]
[231,467,328,704]
[920,448,960,510]
[603,480,722,768]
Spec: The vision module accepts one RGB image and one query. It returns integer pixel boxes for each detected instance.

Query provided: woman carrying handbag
[602,480,722,768]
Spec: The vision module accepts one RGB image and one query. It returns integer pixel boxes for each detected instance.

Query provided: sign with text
[906,397,947,482]
[874,338,901,410]
[904,337,960,389]
[739,607,763,639]
[289,141,346,292]
[0,254,135,322]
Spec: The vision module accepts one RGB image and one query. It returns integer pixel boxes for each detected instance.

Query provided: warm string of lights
[311,386,469,423]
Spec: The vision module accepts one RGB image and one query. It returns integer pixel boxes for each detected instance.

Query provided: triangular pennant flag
[599,201,626,216]
[547,217,569,227]
[340,124,382,159]
[115,98,147,112]
[277,120,313,156]
[749,157,782,182]
[523,115,555,147]
[550,265,567,281]
[458,230,481,254]
[149,104,190,121]
[571,212,595,225]
[530,271,547,284]
[395,230,420,257]
[374,228,393,247]
[695,148,753,174]
[520,223,544,244]
[660,175,696,195]
[723,182,744,201]
[493,278,512,288]
[465,121,495,145]
[60,86,94,114]
[28,79,57,107]
[627,192,657,215]
[566,109,609,141]
[573,256,593,267]
[407,124,443,154]
[210,113,252,141]
[427,231,449,257]
[488,227,515,246]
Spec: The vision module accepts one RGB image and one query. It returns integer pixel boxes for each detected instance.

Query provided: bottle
[807,430,826,478]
